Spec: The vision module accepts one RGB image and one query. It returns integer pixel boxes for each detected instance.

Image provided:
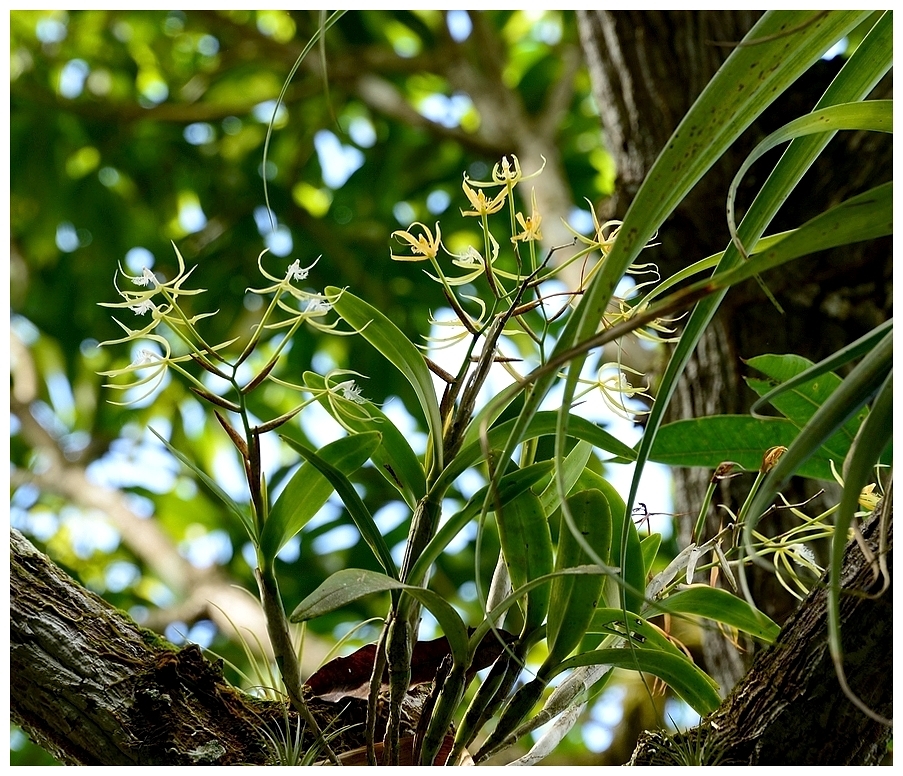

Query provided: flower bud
[761,445,787,474]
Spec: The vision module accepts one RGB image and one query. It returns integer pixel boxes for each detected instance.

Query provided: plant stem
[255,567,340,766]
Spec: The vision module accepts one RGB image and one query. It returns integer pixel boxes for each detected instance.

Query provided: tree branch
[10,528,277,765]
[629,501,893,765]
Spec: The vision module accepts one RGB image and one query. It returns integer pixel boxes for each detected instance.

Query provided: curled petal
[390,222,442,261]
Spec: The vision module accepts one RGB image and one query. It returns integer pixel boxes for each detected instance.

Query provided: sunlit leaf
[552,647,721,716]
[325,286,444,473]
[304,371,426,507]
[280,434,398,579]
[260,431,382,563]
[290,568,469,666]
[648,585,781,643]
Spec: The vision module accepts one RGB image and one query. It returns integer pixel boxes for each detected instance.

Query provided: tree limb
[629,501,893,766]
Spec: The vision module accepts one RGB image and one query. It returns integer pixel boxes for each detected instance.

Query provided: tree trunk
[576,9,893,691]
[10,528,276,766]
[629,502,892,765]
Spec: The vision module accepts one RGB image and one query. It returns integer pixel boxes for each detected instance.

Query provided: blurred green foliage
[10,10,621,763]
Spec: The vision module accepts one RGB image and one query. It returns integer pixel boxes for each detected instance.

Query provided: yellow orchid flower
[390,221,442,261]
[460,181,507,217]
[512,190,543,243]
[464,154,546,189]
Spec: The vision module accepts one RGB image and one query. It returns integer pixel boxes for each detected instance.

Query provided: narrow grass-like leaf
[149,427,256,541]
[713,183,892,291]
[727,100,892,253]
[647,586,781,643]
[260,431,382,562]
[325,286,443,472]
[304,371,426,507]
[280,434,398,579]
[537,440,593,517]
[551,648,721,716]
[825,370,891,724]
[623,10,887,545]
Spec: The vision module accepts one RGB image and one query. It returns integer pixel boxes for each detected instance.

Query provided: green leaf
[574,468,644,616]
[551,648,721,716]
[537,440,593,517]
[745,353,867,451]
[712,183,892,293]
[640,534,662,578]
[621,10,886,543]
[497,487,554,634]
[433,412,634,499]
[325,286,443,472]
[149,427,256,543]
[303,371,426,508]
[828,370,892,702]
[587,608,686,657]
[748,320,892,419]
[648,586,781,643]
[727,101,892,252]
[650,415,839,481]
[544,489,613,672]
[406,461,554,587]
[260,431,382,562]
[742,329,892,549]
[280,434,399,579]
[290,568,469,666]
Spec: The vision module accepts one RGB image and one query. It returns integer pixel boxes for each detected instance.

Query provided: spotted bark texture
[577,9,892,691]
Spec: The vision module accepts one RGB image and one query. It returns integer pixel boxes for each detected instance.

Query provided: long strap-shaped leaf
[290,568,469,669]
[493,14,889,754]
[727,100,892,253]
[303,371,427,508]
[325,286,444,474]
[260,431,383,562]
[548,11,870,579]
[826,370,892,725]
[626,10,891,524]
[551,648,721,716]
[280,435,399,580]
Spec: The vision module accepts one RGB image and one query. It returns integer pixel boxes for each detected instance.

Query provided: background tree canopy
[9,10,891,765]
[11,10,635,763]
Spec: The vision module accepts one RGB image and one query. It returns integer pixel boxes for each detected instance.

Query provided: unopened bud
[712,462,740,482]
[761,446,787,474]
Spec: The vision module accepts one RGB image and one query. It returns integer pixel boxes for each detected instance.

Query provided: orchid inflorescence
[390,154,668,422]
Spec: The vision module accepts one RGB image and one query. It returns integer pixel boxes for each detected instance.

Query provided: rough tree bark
[629,502,892,765]
[9,528,434,766]
[12,494,891,764]
[576,8,893,690]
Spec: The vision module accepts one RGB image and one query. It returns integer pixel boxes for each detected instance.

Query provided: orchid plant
[98,9,891,766]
